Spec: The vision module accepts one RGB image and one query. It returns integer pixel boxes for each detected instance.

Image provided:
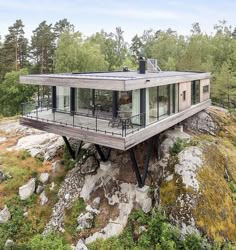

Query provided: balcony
[20,99,211,150]
[21,101,144,137]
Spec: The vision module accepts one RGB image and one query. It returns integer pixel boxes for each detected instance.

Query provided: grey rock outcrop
[39,172,49,184]
[43,165,85,234]
[0,206,11,224]
[9,133,64,161]
[39,191,48,206]
[4,239,14,248]
[183,110,219,135]
[36,185,44,194]
[75,240,88,250]
[80,156,99,174]
[19,178,36,200]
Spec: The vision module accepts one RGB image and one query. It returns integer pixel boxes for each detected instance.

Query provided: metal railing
[211,98,236,110]
[21,102,148,137]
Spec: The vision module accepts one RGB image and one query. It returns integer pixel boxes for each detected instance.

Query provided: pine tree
[31,21,55,73]
[1,20,28,74]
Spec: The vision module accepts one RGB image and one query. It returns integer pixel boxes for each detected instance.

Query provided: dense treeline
[0,19,236,116]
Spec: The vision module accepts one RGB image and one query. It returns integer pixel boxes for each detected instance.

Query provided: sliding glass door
[56,87,70,112]
[75,88,92,114]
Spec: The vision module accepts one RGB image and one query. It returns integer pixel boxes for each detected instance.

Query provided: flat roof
[20,70,211,91]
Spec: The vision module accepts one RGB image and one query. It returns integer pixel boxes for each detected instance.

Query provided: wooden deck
[20,100,211,150]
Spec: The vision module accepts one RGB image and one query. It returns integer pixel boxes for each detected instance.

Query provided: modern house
[19,59,211,187]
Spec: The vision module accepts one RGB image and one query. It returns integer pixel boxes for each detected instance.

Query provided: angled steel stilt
[129,148,143,188]
[95,144,111,162]
[62,136,83,160]
[129,137,155,188]
[75,141,83,158]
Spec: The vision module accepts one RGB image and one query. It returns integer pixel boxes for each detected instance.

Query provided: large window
[170,84,179,114]
[159,85,169,119]
[75,88,92,114]
[56,87,70,111]
[148,87,158,124]
[191,80,200,105]
[95,90,113,115]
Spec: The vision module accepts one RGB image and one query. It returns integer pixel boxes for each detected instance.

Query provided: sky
[0,0,236,42]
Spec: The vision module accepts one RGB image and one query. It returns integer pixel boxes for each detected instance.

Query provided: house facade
[19,60,211,187]
[20,67,210,150]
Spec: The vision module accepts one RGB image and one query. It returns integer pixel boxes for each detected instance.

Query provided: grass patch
[63,198,85,243]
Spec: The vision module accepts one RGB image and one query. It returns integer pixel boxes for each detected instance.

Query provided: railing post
[96,116,98,132]
[21,103,24,116]
[122,120,124,137]
[125,119,127,136]
[36,106,38,120]
[53,109,55,122]
[73,111,75,127]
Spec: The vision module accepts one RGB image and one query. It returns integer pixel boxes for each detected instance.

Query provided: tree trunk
[15,41,18,71]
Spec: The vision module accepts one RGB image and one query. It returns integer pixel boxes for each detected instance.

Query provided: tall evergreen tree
[1,20,28,76]
[53,18,74,39]
[31,21,55,73]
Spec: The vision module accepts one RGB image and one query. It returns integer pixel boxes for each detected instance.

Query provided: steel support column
[129,137,155,188]
[52,86,56,112]
[140,88,146,127]
[95,144,111,162]
[70,88,75,115]
[62,136,83,160]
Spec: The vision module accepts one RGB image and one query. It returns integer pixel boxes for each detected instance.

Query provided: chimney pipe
[139,57,146,74]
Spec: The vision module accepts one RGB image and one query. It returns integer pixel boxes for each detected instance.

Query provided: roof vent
[147,59,162,72]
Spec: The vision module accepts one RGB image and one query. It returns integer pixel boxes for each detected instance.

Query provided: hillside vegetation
[0,108,235,249]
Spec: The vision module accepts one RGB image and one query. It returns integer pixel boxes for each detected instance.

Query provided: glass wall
[56,87,70,111]
[158,85,169,119]
[170,84,179,114]
[95,90,112,115]
[75,88,92,114]
[148,87,158,124]
[191,80,200,105]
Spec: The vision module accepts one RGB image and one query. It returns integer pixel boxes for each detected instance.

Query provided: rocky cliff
[0,106,235,249]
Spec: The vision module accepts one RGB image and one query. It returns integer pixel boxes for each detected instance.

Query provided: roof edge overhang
[19,71,211,91]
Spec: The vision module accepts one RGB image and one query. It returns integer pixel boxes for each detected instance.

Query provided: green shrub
[28,233,71,250]
[169,138,186,156]
[19,150,31,160]
[88,209,235,250]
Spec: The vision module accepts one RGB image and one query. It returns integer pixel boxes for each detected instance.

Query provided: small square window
[183,91,186,101]
[203,85,209,93]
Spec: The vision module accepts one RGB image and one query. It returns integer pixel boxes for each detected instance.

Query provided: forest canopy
[0,19,236,116]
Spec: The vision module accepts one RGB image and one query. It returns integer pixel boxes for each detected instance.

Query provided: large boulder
[0,206,11,224]
[9,133,64,161]
[39,172,49,184]
[80,155,99,174]
[183,110,219,135]
[19,178,36,200]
